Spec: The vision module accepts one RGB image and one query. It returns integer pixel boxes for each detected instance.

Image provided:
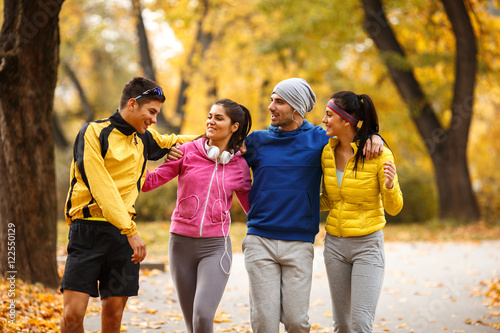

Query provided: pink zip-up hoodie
[142,138,251,238]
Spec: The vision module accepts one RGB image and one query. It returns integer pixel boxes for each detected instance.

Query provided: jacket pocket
[178,195,199,219]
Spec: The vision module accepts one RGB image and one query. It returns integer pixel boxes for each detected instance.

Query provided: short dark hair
[119,77,166,110]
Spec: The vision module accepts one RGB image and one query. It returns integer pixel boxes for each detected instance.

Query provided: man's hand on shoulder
[165,143,183,162]
[127,233,147,263]
[363,135,384,160]
[239,141,247,155]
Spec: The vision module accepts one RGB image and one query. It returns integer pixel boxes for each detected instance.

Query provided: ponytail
[331,91,379,173]
[212,99,253,152]
[232,104,252,151]
[353,94,379,172]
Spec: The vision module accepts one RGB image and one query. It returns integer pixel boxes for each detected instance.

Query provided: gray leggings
[323,230,385,333]
[168,233,232,333]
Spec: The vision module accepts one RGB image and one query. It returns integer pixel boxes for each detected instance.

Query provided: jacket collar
[268,119,314,137]
[109,110,137,136]
[328,136,359,153]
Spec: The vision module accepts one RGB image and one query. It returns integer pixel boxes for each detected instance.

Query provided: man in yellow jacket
[60,77,194,333]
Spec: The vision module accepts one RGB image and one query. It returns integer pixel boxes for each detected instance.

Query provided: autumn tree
[361,0,480,220]
[132,0,178,131]
[0,0,64,288]
[173,0,213,132]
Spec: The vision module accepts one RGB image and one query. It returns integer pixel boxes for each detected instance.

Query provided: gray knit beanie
[272,78,316,118]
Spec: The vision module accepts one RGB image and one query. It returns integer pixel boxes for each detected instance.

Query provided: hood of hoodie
[268,119,315,137]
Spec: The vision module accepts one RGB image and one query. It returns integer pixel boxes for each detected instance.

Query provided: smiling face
[206,104,239,143]
[127,99,162,134]
[322,99,347,136]
[268,93,298,130]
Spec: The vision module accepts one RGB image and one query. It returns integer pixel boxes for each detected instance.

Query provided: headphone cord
[218,163,231,275]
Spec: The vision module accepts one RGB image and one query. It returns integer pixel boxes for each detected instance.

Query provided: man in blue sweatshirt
[242,78,383,333]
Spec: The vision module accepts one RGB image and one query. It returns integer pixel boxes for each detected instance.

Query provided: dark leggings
[168,233,232,333]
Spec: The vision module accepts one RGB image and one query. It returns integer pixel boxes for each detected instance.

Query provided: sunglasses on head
[134,87,164,100]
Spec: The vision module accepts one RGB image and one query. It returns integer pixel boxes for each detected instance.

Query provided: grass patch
[57,219,500,258]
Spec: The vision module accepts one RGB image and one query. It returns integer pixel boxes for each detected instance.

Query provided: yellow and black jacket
[65,110,193,237]
[320,137,403,237]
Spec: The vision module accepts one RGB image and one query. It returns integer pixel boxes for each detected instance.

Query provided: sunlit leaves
[0,279,63,333]
[467,277,500,330]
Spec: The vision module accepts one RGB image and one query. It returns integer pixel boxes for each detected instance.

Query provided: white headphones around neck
[205,141,233,165]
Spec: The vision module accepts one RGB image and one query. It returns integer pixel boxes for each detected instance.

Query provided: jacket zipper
[199,163,218,237]
[337,152,355,238]
[337,169,344,237]
[360,205,365,229]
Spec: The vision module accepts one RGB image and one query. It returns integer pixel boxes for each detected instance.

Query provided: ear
[230,122,240,133]
[127,98,139,111]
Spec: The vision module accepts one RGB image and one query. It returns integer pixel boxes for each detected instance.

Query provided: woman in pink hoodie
[142,98,252,333]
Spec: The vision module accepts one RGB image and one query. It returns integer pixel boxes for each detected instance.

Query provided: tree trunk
[174,0,212,129]
[62,61,94,122]
[53,113,69,149]
[0,0,64,288]
[361,0,480,220]
[131,0,176,130]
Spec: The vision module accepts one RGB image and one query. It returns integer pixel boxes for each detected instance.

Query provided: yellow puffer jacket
[320,137,403,237]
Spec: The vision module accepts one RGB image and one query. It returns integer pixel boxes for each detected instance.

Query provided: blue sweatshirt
[244,120,329,243]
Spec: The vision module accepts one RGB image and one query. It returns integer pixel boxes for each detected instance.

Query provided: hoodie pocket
[211,199,229,224]
[247,189,313,224]
[178,195,199,219]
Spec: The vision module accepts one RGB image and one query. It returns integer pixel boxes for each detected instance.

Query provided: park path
[83,241,500,333]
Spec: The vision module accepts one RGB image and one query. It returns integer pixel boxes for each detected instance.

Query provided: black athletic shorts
[60,219,140,298]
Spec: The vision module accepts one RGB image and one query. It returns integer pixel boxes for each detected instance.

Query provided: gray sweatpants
[168,233,232,333]
[242,234,314,333]
[323,230,385,333]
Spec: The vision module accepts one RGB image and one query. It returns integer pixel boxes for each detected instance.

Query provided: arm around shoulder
[147,127,198,149]
[234,157,252,214]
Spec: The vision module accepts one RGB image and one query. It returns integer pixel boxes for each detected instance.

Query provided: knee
[283,315,310,332]
[193,312,213,331]
[107,309,125,324]
[61,311,84,332]
[333,320,351,333]
[101,298,127,326]
[351,315,373,333]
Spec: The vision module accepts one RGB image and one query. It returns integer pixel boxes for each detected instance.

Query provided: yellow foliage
[0,278,63,333]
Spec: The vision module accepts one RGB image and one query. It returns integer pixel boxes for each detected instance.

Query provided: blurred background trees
[3,0,499,233]
[55,0,500,224]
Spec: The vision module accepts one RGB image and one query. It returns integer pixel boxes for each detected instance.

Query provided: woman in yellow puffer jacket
[320,91,403,333]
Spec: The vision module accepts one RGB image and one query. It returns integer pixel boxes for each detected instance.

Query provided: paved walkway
[84,241,500,333]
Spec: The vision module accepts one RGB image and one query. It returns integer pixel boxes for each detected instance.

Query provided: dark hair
[331,91,379,172]
[119,77,166,110]
[199,98,252,152]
